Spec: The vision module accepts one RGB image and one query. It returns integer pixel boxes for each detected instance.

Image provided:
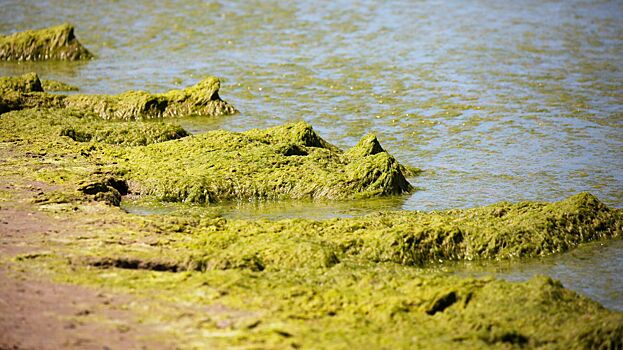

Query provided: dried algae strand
[119,121,413,202]
[0,23,92,61]
[0,73,237,119]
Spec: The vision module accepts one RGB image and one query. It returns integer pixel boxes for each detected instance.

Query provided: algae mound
[0,73,64,114]
[41,79,79,92]
[64,76,237,120]
[0,73,237,119]
[0,23,92,61]
[0,72,44,93]
[83,192,620,271]
[119,121,413,202]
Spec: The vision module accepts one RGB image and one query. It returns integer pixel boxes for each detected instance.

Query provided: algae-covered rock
[0,73,237,119]
[0,89,64,115]
[119,121,413,202]
[0,23,93,61]
[0,73,64,114]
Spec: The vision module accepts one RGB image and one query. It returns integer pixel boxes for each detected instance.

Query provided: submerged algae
[0,73,237,119]
[0,23,92,61]
[118,121,413,202]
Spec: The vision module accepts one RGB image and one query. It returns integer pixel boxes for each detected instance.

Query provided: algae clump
[118,121,413,203]
[0,23,93,61]
[0,73,237,119]
[41,79,79,92]
[63,76,237,120]
[0,72,44,93]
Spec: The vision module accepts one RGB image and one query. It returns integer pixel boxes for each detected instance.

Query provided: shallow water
[1,1,622,309]
[122,195,411,221]
[444,239,623,312]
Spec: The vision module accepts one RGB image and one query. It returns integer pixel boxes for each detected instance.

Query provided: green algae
[1,77,622,348]
[69,193,621,273]
[114,121,413,203]
[59,121,188,146]
[0,73,67,113]
[0,72,43,93]
[0,106,412,203]
[0,71,80,93]
[15,250,623,349]
[0,73,237,119]
[41,79,79,92]
[2,112,623,348]
[0,108,189,147]
[63,76,238,120]
[0,23,93,61]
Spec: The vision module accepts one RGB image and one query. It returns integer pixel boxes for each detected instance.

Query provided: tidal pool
[1,0,622,312]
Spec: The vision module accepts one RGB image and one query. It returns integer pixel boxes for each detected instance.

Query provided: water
[445,239,623,312]
[1,0,622,309]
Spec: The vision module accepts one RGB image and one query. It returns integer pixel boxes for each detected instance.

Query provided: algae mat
[0,72,237,119]
[0,105,413,203]
[1,1,623,347]
[1,102,623,348]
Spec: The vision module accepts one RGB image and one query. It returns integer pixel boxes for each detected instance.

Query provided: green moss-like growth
[51,252,623,349]
[118,121,413,202]
[0,73,237,119]
[0,23,93,61]
[81,192,620,271]
[0,73,65,114]
[64,75,238,120]
[0,72,44,93]
[60,121,188,146]
[1,102,622,348]
[41,79,79,92]
[0,89,64,115]
[0,107,189,147]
